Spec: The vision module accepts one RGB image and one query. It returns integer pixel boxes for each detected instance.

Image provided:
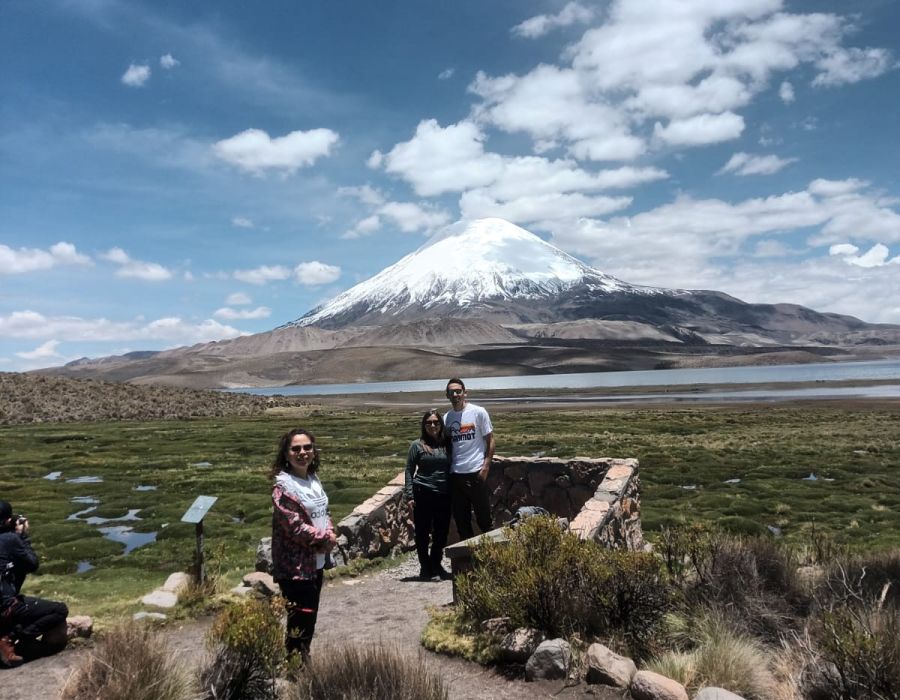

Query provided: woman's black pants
[280,569,324,656]
[413,486,451,575]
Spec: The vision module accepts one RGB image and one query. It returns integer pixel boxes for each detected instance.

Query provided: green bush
[455,516,670,657]
[61,623,195,700]
[286,644,448,700]
[200,598,285,700]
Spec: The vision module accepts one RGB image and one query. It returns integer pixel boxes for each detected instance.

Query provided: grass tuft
[286,644,448,700]
[60,623,195,700]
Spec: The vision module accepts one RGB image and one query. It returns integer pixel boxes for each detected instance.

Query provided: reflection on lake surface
[229,358,900,398]
[66,475,103,484]
[44,471,62,480]
[98,526,157,555]
[76,561,94,574]
[133,485,157,491]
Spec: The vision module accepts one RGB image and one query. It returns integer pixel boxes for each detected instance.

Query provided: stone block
[528,462,567,494]
[499,627,544,663]
[256,537,273,573]
[541,485,572,519]
[133,612,167,622]
[525,639,571,681]
[631,670,689,700]
[242,571,280,596]
[162,572,191,593]
[141,590,178,609]
[694,688,747,700]
[585,643,636,688]
[66,615,93,640]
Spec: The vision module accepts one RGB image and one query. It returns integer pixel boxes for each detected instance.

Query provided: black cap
[0,500,11,522]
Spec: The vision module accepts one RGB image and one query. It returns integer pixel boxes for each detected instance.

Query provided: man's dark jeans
[451,472,492,541]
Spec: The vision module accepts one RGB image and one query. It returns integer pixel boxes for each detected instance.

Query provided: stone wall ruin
[332,455,643,566]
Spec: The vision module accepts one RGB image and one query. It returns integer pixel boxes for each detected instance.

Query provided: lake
[231,357,900,399]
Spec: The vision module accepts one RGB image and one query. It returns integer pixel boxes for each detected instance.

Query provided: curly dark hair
[420,409,451,456]
[269,428,320,480]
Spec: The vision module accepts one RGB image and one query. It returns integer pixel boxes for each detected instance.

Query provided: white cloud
[338,185,385,206]
[159,53,180,69]
[0,310,243,343]
[213,306,271,320]
[462,3,893,163]
[226,292,252,305]
[16,340,63,361]
[101,248,172,281]
[718,152,797,176]
[653,112,745,147]
[376,119,503,196]
[0,242,91,275]
[342,215,382,240]
[438,68,455,80]
[294,261,341,286]
[512,2,594,39]
[233,265,291,285]
[830,243,900,268]
[231,216,254,228]
[462,190,631,225]
[213,127,340,175]
[813,47,895,87]
[121,63,151,87]
[779,81,795,103]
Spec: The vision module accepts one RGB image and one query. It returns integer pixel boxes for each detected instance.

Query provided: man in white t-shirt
[443,377,495,541]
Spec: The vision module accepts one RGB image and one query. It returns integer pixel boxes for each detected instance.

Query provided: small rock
[66,615,93,640]
[133,612,167,621]
[631,670,689,700]
[481,617,512,636]
[242,571,280,596]
[796,564,825,591]
[162,572,191,593]
[499,627,545,663]
[230,584,254,597]
[256,537,273,573]
[525,639,571,681]
[141,589,178,608]
[695,688,747,700]
[585,643,636,688]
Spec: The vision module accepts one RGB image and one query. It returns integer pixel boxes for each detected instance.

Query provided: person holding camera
[0,500,69,667]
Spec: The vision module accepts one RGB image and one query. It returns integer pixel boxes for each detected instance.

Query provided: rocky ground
[0,554,621,700]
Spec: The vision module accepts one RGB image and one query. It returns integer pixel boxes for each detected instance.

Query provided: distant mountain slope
[40,217,900,388]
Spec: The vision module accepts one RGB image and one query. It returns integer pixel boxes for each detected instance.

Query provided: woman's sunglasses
[290,444,315,453]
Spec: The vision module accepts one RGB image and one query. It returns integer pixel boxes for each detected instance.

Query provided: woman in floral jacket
[270,428,336,659]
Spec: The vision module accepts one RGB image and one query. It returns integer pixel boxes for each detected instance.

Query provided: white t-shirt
[444,402,493,474]
[276,471,330,569]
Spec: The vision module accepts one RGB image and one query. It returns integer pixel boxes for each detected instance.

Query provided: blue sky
[2,0,899,371]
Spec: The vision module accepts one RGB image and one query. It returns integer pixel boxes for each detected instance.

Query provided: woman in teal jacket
[404,409,452,581]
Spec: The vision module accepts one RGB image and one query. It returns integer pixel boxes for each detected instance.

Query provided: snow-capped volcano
[293,218,643,328]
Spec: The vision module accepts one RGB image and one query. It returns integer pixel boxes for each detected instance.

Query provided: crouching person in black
[0,500,68,667]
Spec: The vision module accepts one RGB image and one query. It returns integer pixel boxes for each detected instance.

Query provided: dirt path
[2,556,618,700]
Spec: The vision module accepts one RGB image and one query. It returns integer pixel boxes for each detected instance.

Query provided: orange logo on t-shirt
[458,422,475,434]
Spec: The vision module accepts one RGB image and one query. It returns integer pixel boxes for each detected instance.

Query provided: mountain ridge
[39,217,900,388]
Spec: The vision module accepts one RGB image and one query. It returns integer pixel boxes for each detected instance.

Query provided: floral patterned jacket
[271,481,335,582]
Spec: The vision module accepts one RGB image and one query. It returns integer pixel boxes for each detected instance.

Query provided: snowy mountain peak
[292,218,635,328]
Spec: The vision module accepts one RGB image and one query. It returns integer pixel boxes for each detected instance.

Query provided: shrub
[60,623,195,700]
[199,598,285,700]
[815,602,900,698]
[659,523,805,641]
[455,516,670,658]
[648,608,777,700]
[285,644,448,700]
[818,549,900,610]
[420,608,500,664]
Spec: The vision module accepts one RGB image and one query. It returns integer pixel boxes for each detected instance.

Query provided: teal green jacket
[404,440,450,500]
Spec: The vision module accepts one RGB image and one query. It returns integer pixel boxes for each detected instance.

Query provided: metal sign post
[181,495,218,585]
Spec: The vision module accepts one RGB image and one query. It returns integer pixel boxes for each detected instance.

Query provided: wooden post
[195,520,205,585]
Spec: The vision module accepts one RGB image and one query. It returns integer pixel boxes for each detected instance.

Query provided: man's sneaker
[434,566,453,581]
[0,635,23,667]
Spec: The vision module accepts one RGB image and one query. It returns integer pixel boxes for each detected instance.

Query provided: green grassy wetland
[1,401,898,622]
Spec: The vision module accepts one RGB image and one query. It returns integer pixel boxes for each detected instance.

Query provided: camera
[16,515,27,526]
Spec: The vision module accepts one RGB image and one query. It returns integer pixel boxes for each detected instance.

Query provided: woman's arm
[403,441,420,506]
